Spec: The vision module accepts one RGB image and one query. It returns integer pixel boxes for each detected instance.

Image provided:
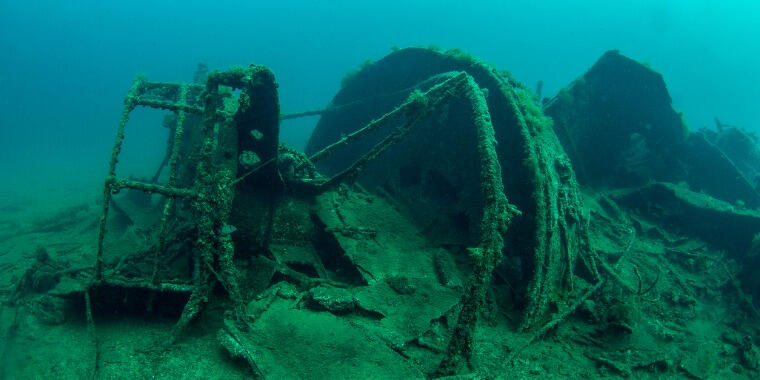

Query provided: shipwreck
[3,47,760,379]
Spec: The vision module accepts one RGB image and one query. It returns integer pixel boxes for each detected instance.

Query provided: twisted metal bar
[133,98,203,114]
[109,178,196,199]
[95,78,202,282]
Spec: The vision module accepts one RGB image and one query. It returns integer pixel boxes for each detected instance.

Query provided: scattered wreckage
[4,47,760,378]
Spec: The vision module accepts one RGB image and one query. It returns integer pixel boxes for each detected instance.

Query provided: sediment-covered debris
[545,49,760,208]
[547,49,760,320]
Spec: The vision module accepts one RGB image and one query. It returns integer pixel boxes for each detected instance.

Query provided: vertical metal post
[95,77,143,282]
[151,84,189,285]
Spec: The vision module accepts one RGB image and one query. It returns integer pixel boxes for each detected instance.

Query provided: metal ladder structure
[90,65,282,349]
[94,78,204,292]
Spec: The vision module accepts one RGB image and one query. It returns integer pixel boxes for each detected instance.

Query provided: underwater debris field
[1,47,760,379]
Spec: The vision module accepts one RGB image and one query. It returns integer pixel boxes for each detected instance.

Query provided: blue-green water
[1,1,758,203]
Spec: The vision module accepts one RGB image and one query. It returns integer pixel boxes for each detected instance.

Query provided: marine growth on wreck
[2,46,760,379]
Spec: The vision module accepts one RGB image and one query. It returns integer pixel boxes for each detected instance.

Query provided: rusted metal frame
[95,78,202,282]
